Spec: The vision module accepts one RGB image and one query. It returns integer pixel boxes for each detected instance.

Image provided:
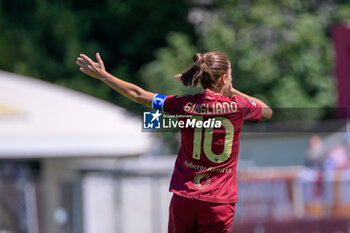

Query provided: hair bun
[192,53,203,63]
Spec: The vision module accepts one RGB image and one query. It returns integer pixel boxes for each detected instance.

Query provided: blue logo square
[143,110,162,129]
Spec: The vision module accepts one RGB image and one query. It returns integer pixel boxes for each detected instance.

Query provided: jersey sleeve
[151,94,190,115]
[236,96,262,122]
[164,95,188,115]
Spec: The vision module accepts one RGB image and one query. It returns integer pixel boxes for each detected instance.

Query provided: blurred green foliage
[1,0,350,122]
[0,0,196,111]
[141,0,350,122]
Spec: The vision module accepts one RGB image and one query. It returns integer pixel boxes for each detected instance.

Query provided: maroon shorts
[168,194,235,233]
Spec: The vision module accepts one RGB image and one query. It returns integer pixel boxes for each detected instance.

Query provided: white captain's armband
[152,94,167,111]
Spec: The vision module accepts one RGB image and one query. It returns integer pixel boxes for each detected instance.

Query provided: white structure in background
[0,70,150,157]
[81,157,175,233]
[0,71,154,233]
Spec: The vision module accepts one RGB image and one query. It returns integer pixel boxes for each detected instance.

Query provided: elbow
[132,90,149,105]
[134,95,146,105]
[131,93,143,104]
[127,88,153,107]
[127,89,143,104]
[261,107,273,121]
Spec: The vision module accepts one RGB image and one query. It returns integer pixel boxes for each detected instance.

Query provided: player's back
[164,88,261,204]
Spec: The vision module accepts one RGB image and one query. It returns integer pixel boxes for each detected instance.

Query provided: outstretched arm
[229,88,273,120]
[76,53,155,107]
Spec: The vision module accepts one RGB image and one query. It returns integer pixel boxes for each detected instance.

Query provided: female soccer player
[76,52,272,233]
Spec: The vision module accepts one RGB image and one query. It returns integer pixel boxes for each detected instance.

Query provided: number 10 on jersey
[192,116,234,164]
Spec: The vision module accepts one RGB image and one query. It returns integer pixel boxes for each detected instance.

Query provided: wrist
[98,70,108,81]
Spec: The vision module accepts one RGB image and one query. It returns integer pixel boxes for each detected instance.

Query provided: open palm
[76,53,105,79]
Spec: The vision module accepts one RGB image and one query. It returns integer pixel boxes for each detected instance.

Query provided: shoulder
[164,93,199,114]
[166,93,201,102]
[231,95,254,106]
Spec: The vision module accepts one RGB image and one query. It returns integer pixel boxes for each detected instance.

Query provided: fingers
[76,57,92,76]
[76,52,104,78]
[96,53,104,66]
[79,54,94,65]
[80,67,88,74]
[76,59,88,70]
[76,57,94,70]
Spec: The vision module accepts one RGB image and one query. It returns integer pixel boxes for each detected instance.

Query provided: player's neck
[205,88,224,95]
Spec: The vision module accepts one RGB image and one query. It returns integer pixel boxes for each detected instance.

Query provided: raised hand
[76,53,106,79]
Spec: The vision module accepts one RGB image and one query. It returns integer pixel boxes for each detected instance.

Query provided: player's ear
[220,74,227,85]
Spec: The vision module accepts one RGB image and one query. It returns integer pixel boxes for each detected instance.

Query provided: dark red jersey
[164,89,262,204]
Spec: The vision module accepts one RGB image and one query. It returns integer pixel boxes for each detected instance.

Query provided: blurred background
[0,0,350,232]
